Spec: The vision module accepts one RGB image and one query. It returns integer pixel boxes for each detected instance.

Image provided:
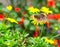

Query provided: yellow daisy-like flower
[6,5,12,11]
[44,37,54,44]
[30,15,38,25]
[40,7,52,14]
[31,18,38,25]
[45,37,48,42]
[49,40,54,44]
[6,18,18,24]
[28,7,40,13]
[30,14,47,25]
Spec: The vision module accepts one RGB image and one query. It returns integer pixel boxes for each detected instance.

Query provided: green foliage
[0,0,60,47]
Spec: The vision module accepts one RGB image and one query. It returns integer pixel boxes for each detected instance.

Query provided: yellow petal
[49,40,54,44]
[6,5,12,11]
[28,7,40,13]
[40,7,53,14]
[6,18,18,24]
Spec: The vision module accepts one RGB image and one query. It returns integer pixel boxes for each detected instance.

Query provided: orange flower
[58,19,60,23]
[14,7,20,12]
[0,14,4,21]
[55,14,60,19]
[45,22,50,28]
[33,26,39,37]
[58,43,60,47]
[22,11,26,16]
[35,26,39,32]
[47,0,55,7]
[18,17,24,25]
[55,14,60,22]
[53,39,58,45]
[47,14,56,19]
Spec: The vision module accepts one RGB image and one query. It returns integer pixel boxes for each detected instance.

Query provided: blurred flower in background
[47,14,56,19]
[33,26,39,37]
[28,7,40,13]
[40,7,53,14]
[47,0,55,7]
[45,37,54,44]
[54,39,58,45]
[18,17,24,25]
[0,14,4,21]
[6,5,13,11]
[6,18,18,24]
[22,11,26,16]
[45,22,50,28]
[14,7,20,12]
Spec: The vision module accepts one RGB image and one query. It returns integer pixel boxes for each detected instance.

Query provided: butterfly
[34,13,47,21]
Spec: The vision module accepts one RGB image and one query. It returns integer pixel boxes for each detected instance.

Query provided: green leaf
[2,8,9,12]
[52,8,59,13]
[13,32,19,39]
[24,19,30,27]
[9,12,18,19]
[56,3,60,8]
[29,25,35,31]
[0,23,6,30]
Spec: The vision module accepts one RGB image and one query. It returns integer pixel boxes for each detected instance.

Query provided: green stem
[53,34,60,38]
[40,24,44,37]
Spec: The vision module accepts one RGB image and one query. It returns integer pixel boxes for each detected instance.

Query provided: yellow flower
[31,19,38,25]
[6,5,12,11]
[28,7,40,13]
[45,37,51,44]
[39,20,46,25]
[45,37,48,42]
[31,20,45,25]
[6,18,18,24]
[49,40,54,44]
[30,15,39,25]
[54,27,58,30]
[40,7,52,14]
[6,43,10,46]
[30,14,47,25]
[44,37,54,44]
[34,8,40,13]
